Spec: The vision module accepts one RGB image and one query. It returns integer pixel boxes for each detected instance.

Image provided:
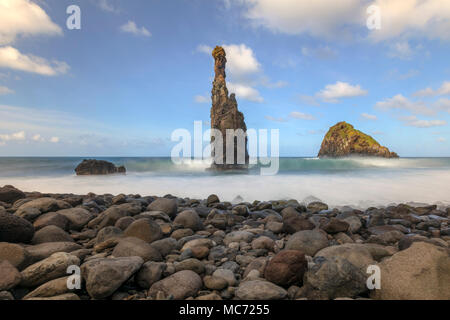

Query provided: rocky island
[210,46,249,171]
[75,160,126,176]
[318,122,399,158]
[0,185,449,300]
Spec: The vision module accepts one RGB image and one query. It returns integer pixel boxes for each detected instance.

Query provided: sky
[0,0,450,157]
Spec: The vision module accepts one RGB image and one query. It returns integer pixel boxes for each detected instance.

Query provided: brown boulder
[264,250,307,287]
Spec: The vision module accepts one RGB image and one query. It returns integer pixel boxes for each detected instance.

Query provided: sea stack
[318,122,399,158]
[210,46,249,171]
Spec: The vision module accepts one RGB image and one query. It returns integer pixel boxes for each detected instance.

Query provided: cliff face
[318,122,399,158]
[210,46,249,170]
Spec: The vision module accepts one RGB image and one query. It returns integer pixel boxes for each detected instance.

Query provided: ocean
[0,157,449,209]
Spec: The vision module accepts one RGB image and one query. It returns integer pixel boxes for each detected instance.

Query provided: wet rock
[147,198,177,218]
[175,258,205,274]
[26,242,82,263]
[302,256,367,300]
[20,252,80,287]
[207,194,220,206]
[212,268,236,286]
[0,242,31,270]
[136,261,166,289]
[236,280,287,300]
[285,230,328,256]
[264,250,307,287]
[0,211,34,243]
[31,225,73,244]
[148,270,202,300]
[174,210,202,231]
[75,159,126,175]
[322,218,349,234]
[57,208,94,230]
[81,256,143,299]
[0,185,25,204]
[0,260,22,291]
[314,244,374,272]
[223,231,254,245]
[307,202,328,213]
[33,212,69,231]
[204,275,228,290]
[23,276,71,299]
[372,242,450,300]
[124,218,162,243]
[112,237,162,262]
[282,216,315,234]
[251,236,275,251]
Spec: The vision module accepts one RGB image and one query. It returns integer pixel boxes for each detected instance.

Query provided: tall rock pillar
[210,46,249,171]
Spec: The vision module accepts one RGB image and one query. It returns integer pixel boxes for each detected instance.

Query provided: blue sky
[0,0,449,156]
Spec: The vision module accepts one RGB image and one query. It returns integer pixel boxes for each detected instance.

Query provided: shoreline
[0,185,449,300]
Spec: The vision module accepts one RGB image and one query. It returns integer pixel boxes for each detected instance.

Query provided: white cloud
[50,136,60,143]
[0,46,69,76]
[369,0,450,42]
[194,95,210,104]
[375,94,434,116]
[228,82,264,103]
[437,137,446,143]
[32,134,44,142]
[388,41,414,60]
[289,111,316,120]
[228,0,450,42]
[265,115,287,122]
[436,98,450,113]
[0,130,26,142]
[196,45,213,55]
[400,115,446,128]
[361,113,377,120]
[222,44,261,81]
[413,81,450,97]
[0,0,62,45]
[0,85,14,95]
[97,0,120,13]
[232,0,364,38]
[301,46,338,60]
[317,81,368,103]
[120,21,151,37]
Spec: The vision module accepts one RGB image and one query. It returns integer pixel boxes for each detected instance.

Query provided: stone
[25,293,80,300]
[147,198,177,218]
[135,261,166,289]
[282,216,315,234]
[112,237,162,262]
[243,257,268,278]
[307,202,329,213]
[266,221,283,233]
[174,210,202,231]
[251,236,275,251]
[81,256,143,299]
[322,218,349,234]
[23,276,71,299]
[0,242,31,270]
[148,270,202,300]
[26,242,82,263]
[33,212,69,231]
[342,216,362,233]
[124,218,162,243]
[56,208,93,230]
[0,185,25,204]
[20,252,80,287]
[171,228,194,240]
[75,159,126,175]
[150,237,178,256]
[281,206,300,220]
[175,258,205,274]
[31,225,73,244]
[371,242,450,300]
[209,46,249,171]
[223,231,254,245]
[0,260,22,291]
[95,226,123,244]
[314,244,375,272]
[212,268,236,286]
[114,216,135,230]
[204,275,228,290]
[264,250,307,287]
[0,291,14,300]
[285,230,329,256]
[236,280,287,300]
[0,211,34,243]
[17,197,65,216]
[318,122,398,158]
[181,238,214,252]
[190,246,209,259]
[207,194,220,206]
[303,256,368,300]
